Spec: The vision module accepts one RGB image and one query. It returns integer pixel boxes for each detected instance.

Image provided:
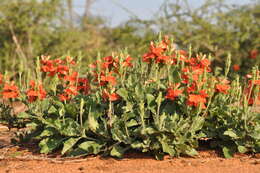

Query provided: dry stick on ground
[1,152,97,163]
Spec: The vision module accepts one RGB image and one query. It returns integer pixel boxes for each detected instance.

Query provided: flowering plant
[0,36,259,159]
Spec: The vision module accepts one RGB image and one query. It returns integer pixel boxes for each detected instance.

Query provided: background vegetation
[0,0,259,76]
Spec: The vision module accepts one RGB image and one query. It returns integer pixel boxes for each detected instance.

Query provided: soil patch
[0,128,260,173]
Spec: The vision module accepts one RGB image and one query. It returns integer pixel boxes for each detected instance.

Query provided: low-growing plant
[0,36,259,159]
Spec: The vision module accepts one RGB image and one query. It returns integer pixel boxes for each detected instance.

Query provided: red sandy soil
[1,129,260,173]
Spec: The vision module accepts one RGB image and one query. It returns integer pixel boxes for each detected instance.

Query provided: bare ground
[1,127,260,173]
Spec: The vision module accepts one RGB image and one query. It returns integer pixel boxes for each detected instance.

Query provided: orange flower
[58,84,79,102]
[41,61,56,77]
[248,94,260,106]
[38,85,47,100]
[250,49,258,59]
[100,74,117,86]
[102,90,120,102]
[165,83,183,101]
[215,84,230,94]
[41,56,75,79]
[66,56,76,65]
[150,42,164,57]
[54,59,63,65]
[187,82,197,93]
[142,41,168,63]
[233,64,240,71]
[187,93,207,109]
[26,80,47,102]
[156,55,170,64]
[181,74,189,84]
[64,71,78,83]
[59,94,70,101]
[142,52,156,63]
[253,80,260,86]
[77,78,90,95]
[57,65,69,78]
[122,56,133,67]
[177,50,187,56]
[101,56,119,70]
[200,59,211,68]
[64,85,78,96]
[2,82,19,99]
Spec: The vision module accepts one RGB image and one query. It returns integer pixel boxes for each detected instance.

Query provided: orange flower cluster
[187,90,208,109]
[141,39,231,109]
[41,56,75,79]
[27,80,47,102]
[90,55,133,102]
[59,85,78,101]
[142,36,170,64]
[40,56,90,102]
[165,83,183,101]
[166,52,212,109]
[215,79,230,94]
[2,82,19,99]
[0,37,258,108]
[102,89,120,102]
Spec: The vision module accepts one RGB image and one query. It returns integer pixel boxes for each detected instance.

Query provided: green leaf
[40,99,51,111]
[39,137,63,154]
[130,141,145,149]
[146,94,155,106]
[249,131,260,140]
[237,146,248,154]
[224,130,238,139]
[190,116,204,132]
[25,122,38,129]
[222,146,235,158]
[155,92,163,105]
[61,137,81,155]
[116,88,128,100]
[111,120,129,143]
[126,119,138,127]
[110,145,125,158]
[67,148,87,157]
[143,127,157,135]
[60,118,81,136]
[65,104,77,117]
[88,112,99,132]
[42,118,62,130]
[17,112,32,119]
[134,85,144,100]
[39,127,57,137]
[78,141,103,154]
[53,100,64,108]
[185,148,198,157]
[48,106,57,114]
[59,107,65,117]
[161,141,175,156]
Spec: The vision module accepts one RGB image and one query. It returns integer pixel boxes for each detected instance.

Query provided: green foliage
[203,93,260,157]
